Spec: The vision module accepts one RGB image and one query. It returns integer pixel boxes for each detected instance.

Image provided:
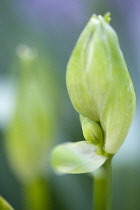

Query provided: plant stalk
[23,177,52,210]
[93,158,112,210]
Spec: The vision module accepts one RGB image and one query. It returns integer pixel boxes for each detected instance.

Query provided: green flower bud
[6,45,58,182]
[66,14,136,154]
[80,115,103,145]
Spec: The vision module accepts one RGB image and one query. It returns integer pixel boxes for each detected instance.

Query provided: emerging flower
[66,13,136,155]
[51,13,136,175]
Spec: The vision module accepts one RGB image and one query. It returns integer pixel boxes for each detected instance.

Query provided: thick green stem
[23,177,52,210]
[93,158,112,210]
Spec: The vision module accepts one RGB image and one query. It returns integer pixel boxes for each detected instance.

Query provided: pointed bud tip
[90,13,111,25]
[104,12,111,23]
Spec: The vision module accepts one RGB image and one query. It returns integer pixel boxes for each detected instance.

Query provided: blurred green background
[0,0,140,210]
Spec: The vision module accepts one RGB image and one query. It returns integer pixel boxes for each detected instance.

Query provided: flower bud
[66,14,136,154]
[80,115,103,145]
[6,45,58,182]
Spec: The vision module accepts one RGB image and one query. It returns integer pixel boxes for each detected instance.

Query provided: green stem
[93,158,112,210]
[23,177,52,210]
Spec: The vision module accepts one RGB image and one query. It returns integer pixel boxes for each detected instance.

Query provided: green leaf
[51,141,107,174]
[0,196,14,210]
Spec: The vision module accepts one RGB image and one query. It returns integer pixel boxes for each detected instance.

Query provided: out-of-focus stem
[23,177,52,210]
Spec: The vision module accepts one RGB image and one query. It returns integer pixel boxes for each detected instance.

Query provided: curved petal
[51,141,107,174]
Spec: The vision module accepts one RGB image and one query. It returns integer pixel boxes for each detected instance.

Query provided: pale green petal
[51,141,107,174]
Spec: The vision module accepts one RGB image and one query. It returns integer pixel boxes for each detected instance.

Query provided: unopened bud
[66,14,136,154]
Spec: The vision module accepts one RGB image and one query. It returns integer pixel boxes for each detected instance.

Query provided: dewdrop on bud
[66,13,136,154]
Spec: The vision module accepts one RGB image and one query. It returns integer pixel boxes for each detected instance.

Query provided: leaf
[0,196,14,210]
[51,141,107,174]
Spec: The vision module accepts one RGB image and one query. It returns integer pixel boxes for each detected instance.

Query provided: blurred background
[0,0,140,209]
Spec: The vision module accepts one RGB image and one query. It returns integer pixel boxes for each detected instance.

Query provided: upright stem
[93,158,112,210]
[23,177,52,210]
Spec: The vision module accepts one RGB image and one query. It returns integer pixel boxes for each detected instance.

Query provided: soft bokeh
[0,0,140,209]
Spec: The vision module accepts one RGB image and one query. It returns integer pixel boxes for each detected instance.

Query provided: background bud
[6,45,58,182]
[66,14,136,154]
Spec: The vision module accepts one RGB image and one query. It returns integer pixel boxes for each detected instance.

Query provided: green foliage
[0,196,14,210]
